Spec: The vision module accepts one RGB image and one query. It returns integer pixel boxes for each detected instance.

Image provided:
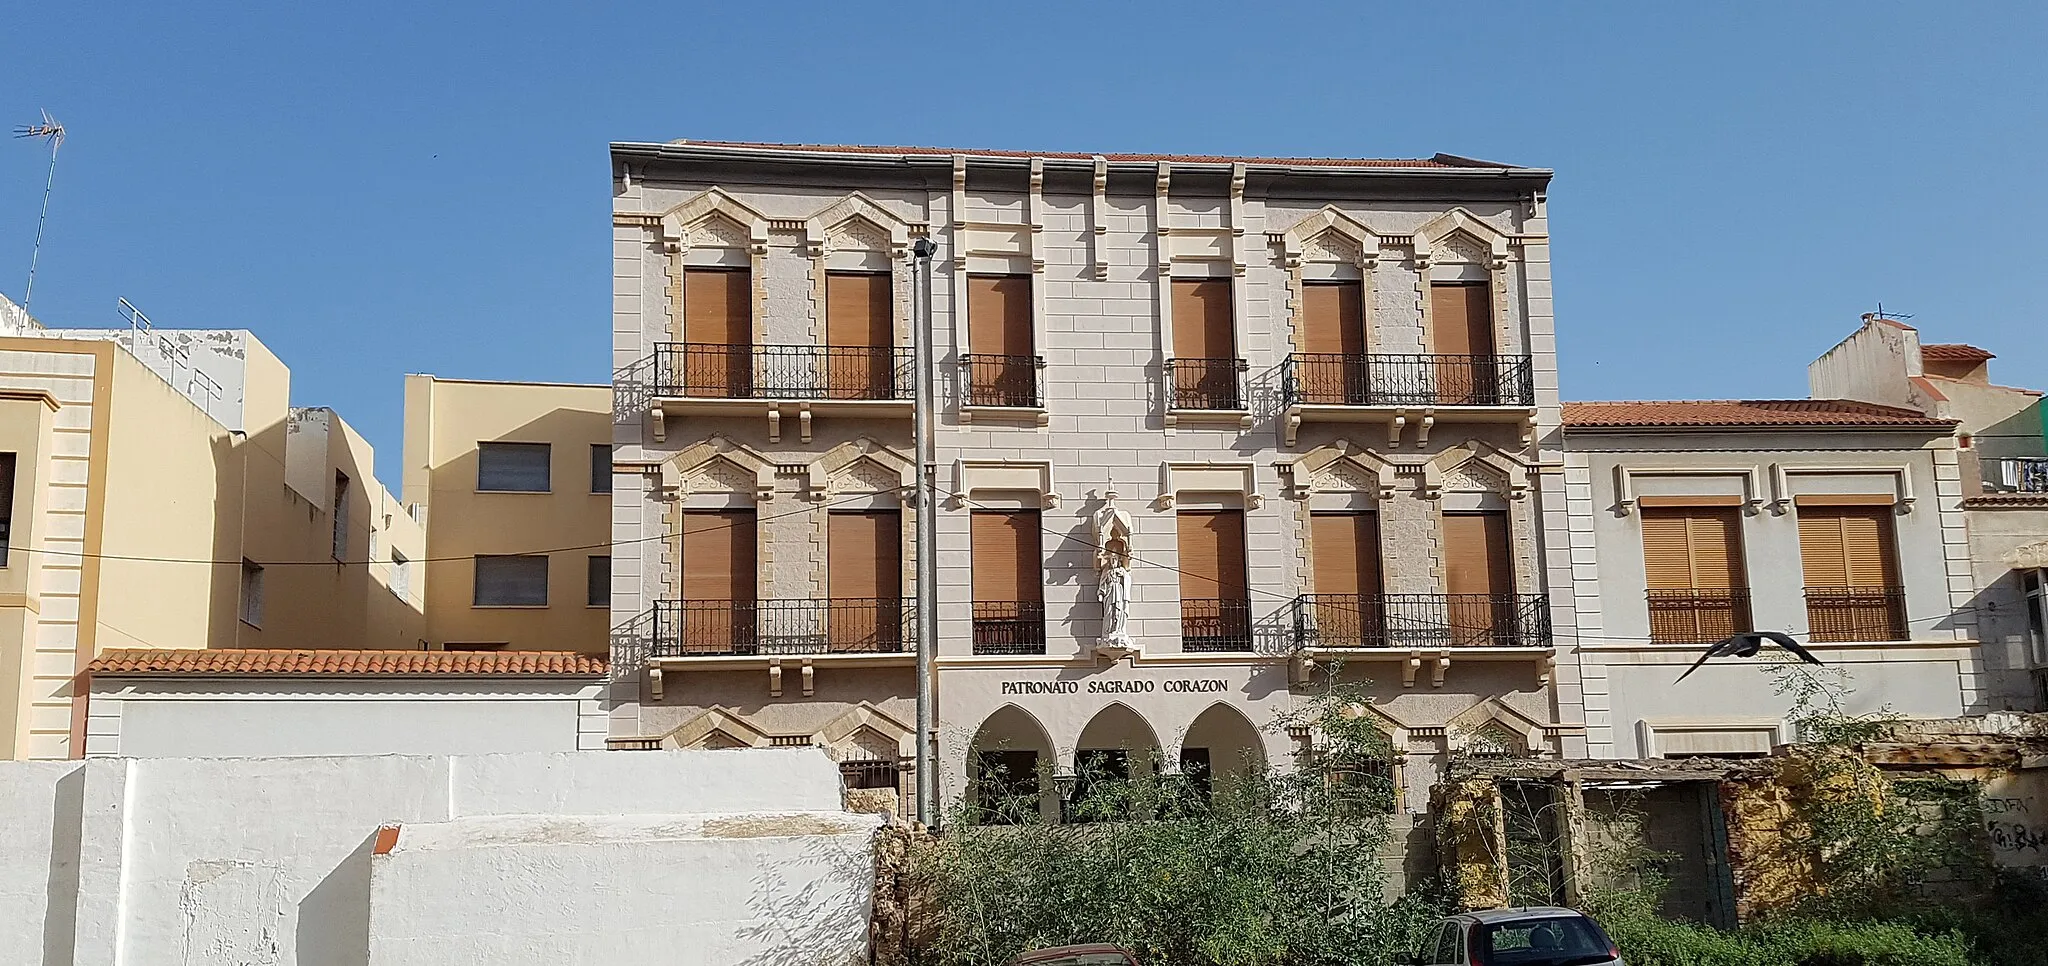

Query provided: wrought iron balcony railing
[1647,588,1755,645]
[1997,457,2048,493]
[1804,585,1908,643]
[962,353,1045,408]
[972,600,1046,655]
[650,598,914,657]
[1165,357,1248,411]
[1181,598,1253,652]
[651,342,913,401]
[1291,593,1553,650]
[1281,353,1535,407]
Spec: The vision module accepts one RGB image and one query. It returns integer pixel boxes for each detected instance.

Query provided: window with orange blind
[966,275,1036,406]
[971,509,1044,653]
[827,509,902,650]
[1311,511,1384,646]
[1169,279,1239,409]
[1429,282,1496,405]
[684,268,752,397]
[677,509,757,652]
[1797,506,1906,642]
[1641,508,1751,644]
[825,272,892,398]
[1177,509,1250,650]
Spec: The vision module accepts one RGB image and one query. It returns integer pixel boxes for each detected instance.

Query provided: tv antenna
[1870,301,1913,321]
[14,110,65,312]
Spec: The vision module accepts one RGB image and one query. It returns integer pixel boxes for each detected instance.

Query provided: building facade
[606,140,1574,815]
[0,294,423,759]
[1809,315,2048,709]
[400,375,612,653]
[1558,399,1984,758]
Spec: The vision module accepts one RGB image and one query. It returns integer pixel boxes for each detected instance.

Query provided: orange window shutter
[1797,511,1851,587]
[1641,510,1697,590]
[826,272,890,348]
[1171,279,1234,359]
[1312,512,1382,597]
[968,276,1033,357]
[685,269,751,344]
[1839,508,1897,586]
[1687,510,1745,589]
[1301,282,1363,355]
[972,509,1042,604]
[1442,512,1513,596]
[828,510,901,600]
[681,510,756,602]
[1430,282,1494,357]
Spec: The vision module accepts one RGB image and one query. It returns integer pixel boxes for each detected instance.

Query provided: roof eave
[607,141,1554,179]
[88,670,606,680]
[1563,422,1957,434]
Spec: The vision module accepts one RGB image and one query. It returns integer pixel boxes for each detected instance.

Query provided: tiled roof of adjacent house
[85,648,608,676]
[1921,343,1995,363]
[655,140,1513,169]
[1963,494,2048,508]
[1562,400,1956,430]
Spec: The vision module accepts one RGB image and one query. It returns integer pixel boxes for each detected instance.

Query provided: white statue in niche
[1092,491,1137,660]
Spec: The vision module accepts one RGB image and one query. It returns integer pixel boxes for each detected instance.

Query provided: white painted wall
[87,677,611,757]
[368,813,878,966]
[0,748,873,966]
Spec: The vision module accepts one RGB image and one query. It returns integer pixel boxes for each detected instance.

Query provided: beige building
[400,375,612,653]
[0,294,423,759]
[1558,398,1983,758]
[606,140,1570,819]
[1810,315,2048,708]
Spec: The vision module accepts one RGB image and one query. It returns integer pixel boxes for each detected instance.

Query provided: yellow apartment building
[0,294,424,759]
[401,375,611,654]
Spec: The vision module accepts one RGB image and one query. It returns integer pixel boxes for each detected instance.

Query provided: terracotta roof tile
[85,648,607,677]
[1921,343,1995,363]
[1562,399,1956,430]
[664,140,1504,169]
[1963,494,2048,508]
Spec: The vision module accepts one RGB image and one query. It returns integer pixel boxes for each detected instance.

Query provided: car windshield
[1472,915,1615,966]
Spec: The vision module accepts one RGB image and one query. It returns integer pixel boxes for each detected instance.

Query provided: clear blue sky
[4,3,2043,467]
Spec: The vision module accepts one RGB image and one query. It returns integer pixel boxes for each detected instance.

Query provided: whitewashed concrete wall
[0,748,874,966]
[86,677,610,757]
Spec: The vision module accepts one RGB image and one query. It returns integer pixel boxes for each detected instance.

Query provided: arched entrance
[1071,703,1163,818]
[1180,703,1267,799]
[966,704,1056,823]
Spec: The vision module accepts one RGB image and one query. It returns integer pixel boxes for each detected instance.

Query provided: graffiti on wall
[1984,773,2048,867]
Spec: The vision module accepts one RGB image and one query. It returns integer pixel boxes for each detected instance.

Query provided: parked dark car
[1005,944,1140,965]
[1404,907,1624,966]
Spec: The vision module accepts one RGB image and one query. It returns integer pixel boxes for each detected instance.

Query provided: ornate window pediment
[660,188,770,254]
[1446,697,1549,757]
[1412,208,1510,269]
[1279,206,1381,269]
[1421,440,1529,500]
[805,437,914,502]
[662,706,772,750]
[804,193,911,258]
[1289,439,1398,501]
[660,434,775,502]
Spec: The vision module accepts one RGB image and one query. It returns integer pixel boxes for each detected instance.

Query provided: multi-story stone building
[606,140,1574,815]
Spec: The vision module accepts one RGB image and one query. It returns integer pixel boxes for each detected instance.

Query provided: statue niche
[1092,491,1137,662]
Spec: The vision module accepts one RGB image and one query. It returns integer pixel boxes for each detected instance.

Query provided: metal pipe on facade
[910,236,939,826]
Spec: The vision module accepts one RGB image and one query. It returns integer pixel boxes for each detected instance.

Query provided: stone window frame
[658,188,771,344]
[1410,208,1517,359]
[950,156,1051,423]
[654,435,777,601]
[802,193,916,348]
[1280,439,1400,600]
[948,459,1059,511]
[1421,440,1539,598]
[1154,162,1254,425]
[803,437,918,603]
[1274,205,1384,356]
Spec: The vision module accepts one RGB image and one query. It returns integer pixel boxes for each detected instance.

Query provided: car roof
[1459,906,1589,924]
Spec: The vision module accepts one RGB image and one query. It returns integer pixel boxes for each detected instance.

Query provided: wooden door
[679,510,756,652]
[1171,279,1236,409]
[1178,509,1249,648]
[967,276,1034,406]
[971,509,1043,652]
[1312,512,1384,646]
[1300,281,1364,403]
[1430,282,1495,404]
[685,268,752,397]
[826,272,892,399]
[828,509,902,650]
[1642,508,1749,643]
[1442,511,1513,646]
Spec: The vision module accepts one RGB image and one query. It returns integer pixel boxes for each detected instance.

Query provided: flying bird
[1674,631,1823,683]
